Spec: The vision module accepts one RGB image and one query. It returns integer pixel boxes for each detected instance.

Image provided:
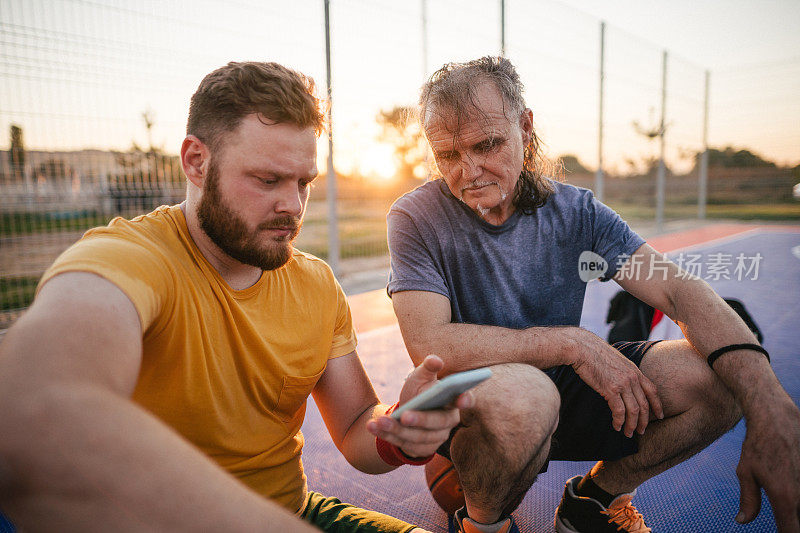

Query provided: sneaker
[451,507,519,533]
[554,476,651,533]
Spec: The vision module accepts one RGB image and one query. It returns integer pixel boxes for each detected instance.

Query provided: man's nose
[275,182,304,216]
[460,154,483,180]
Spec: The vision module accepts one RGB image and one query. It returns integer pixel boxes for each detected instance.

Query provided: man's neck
[179,202,263,290]
[475,202,515,226]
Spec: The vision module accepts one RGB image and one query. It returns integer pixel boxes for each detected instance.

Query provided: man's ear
[181,135,210,188]
[519,108,534,144]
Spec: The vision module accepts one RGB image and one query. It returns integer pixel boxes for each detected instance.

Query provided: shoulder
[42,205,182,293]
[546,179,595,205]
[81,205,180,253]
[533,179,598,219]
[40,206,181,329]
[282,250,349,317]
[286,249,338,288]
[390,179,449,216]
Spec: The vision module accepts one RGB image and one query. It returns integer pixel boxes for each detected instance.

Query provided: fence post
[324,0,339,274]
[699,70,709,219]
[421,0,428,77]
[500,0,506,57]
[656,50,668,234]
[595,21,605,202]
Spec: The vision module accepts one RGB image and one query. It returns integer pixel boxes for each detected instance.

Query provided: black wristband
[707,343,770,369]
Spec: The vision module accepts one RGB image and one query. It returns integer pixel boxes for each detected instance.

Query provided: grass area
[0,276,39,311]
[298,231,388,261]
[302,241,388,261]
[0,211,113,236]
[303,208,389,226]
[612,202,800,222]
[703,203,800,220]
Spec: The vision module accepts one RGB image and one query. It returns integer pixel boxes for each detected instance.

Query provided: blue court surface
[0,226,797,532]
[301,226,800,532]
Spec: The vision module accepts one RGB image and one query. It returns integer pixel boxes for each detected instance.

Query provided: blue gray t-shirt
[386,179,645,329]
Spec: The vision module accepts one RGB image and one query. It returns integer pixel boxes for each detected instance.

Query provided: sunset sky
[557,0,799,168]
[1,0,797,179]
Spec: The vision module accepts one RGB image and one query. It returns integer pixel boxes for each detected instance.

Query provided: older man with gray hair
[387,56,800,533]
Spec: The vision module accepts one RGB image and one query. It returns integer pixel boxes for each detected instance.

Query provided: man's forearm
[670,278,792,413]
[339,403,398,474]
[404,322,576,374]
[0,384,317,532]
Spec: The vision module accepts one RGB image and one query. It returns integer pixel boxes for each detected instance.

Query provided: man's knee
[694,363,742,432]
[459,363,560,451]
[448,363,558,507]
[644,340,741,432]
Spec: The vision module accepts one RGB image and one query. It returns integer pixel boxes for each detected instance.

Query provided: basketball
[425,454,465,515]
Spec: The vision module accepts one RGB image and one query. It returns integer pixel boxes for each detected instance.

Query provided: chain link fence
[2,0,798,329]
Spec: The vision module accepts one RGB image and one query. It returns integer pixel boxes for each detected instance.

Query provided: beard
[196,161,301,271]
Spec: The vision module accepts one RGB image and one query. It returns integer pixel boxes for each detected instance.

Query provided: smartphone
[390,367,492,420]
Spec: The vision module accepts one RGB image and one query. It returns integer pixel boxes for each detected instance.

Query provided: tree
[698,146,776,169]
[107,109,183,213]
[142,108,156,154]
[10,124,25,180]
[113,108,181,185]
[558,154,590,175]
[376,105,429,181]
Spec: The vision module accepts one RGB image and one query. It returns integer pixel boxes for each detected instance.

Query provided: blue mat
[0,514,11,533]
[302,228,799,532]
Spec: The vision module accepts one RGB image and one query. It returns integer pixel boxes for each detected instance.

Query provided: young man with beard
[0,62,469,532]
[387,56,800,533]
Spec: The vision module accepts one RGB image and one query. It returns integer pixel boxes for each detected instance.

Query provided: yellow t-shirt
[38,205,358,512]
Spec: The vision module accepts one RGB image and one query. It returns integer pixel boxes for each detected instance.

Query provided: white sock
[463,515,510,533]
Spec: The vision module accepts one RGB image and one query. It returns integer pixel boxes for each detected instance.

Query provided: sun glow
[357,144,397,180]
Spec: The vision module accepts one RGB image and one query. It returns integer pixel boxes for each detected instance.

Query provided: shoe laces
[601,497,651,533]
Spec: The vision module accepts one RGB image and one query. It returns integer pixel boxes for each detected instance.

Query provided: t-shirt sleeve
[37,235,171,332]
[328,277,358,359]
[386,208,449,298]
[589,194,646,280]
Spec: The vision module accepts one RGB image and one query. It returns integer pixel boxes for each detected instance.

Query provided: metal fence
[1,0,798,329]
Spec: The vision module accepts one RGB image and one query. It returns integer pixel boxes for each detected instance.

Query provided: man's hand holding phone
[366,355,490,460]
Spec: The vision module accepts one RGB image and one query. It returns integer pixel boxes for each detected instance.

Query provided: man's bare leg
[588,340,742,494]
[449,363,561,524]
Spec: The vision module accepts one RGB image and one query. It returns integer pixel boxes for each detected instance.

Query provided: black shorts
[438,340,661,469]
[545,340,661,465]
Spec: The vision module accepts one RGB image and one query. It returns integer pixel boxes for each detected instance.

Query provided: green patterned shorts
[300,491,418,533]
